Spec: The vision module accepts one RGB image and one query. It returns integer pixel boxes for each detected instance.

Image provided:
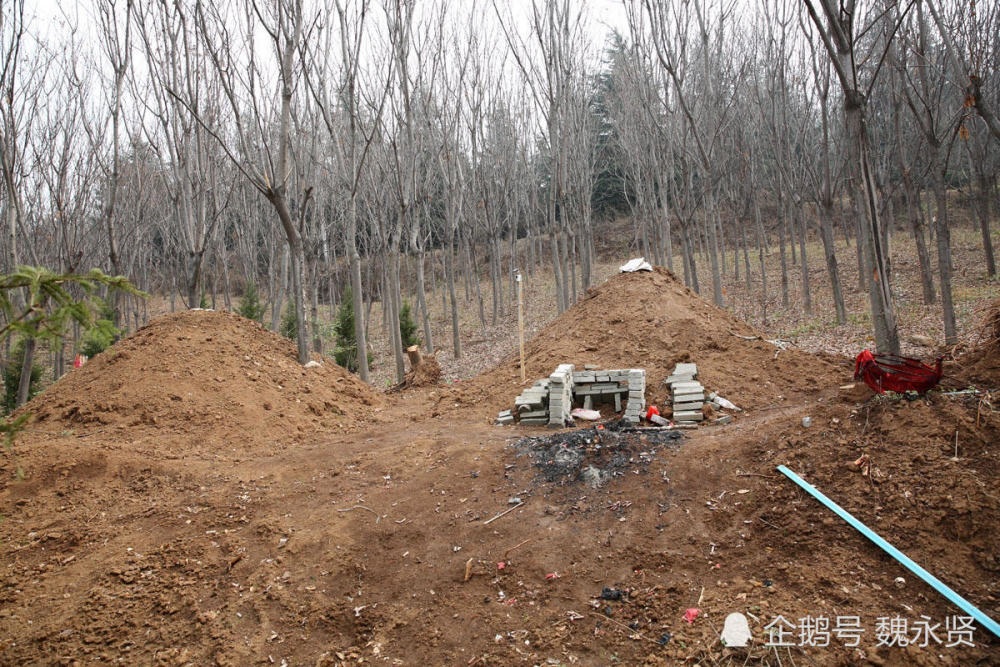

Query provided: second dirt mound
[25,310,384,457]
[445,268,842,418]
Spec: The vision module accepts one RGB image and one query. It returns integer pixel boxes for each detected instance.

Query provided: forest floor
[2,225,1000,665]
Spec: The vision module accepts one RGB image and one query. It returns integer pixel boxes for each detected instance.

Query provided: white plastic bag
[619,257,652,273]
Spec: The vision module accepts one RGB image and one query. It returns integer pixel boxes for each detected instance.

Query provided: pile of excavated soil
[950,297,1000,390]
[403,353,443,388]
[21,310,384,459]
[439,268,843,419]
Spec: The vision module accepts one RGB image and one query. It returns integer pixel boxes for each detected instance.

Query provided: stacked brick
[623,369,646,424]
[666,363,704,425]
[513,378,551,425]
[547,364,575,426]
[495,365,648,427]
[570,369,632,412]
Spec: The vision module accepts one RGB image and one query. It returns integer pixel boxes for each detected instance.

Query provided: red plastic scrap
[683,608,700,624]
[854,350,943,394]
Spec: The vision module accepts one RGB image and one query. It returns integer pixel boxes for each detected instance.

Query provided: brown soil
[23,310,385,459]
[402,353,443,388]
[2,274,998,665]
[433,268,843,421]
[949,297,1000,390]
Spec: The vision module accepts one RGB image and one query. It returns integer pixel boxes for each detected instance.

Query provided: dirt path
[5,384,996,665]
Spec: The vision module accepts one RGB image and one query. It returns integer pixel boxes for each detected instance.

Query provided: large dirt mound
[24,310,384,457]
[444,267,842,418]
[950,297,1000,389]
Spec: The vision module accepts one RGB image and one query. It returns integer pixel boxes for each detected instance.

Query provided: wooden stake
[517,272,525,382]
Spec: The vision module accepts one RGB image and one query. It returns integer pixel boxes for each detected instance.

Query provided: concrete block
[495,414,514,425]
[583,395,592,410]
[614,393,622,412]
[673,363,698,376]
[584,364,599,370]
[670,381,703,392]
[673,410,704,421]
[715,415,732,425]
[519,417,548,425]
[597,375,610,382]
[673,401,704,412]
[519,409,548,419]
[673,392,705,403]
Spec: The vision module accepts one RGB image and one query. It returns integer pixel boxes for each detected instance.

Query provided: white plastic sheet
[619,257,652,273]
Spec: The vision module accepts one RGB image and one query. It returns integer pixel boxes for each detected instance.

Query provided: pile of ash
[510,421,683,488]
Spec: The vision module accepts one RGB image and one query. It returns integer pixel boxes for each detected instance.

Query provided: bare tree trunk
[446,226,461,359]
[348,198,369,381]
[754,190,768,325]
[904,178,936,304]
[817,203,847,324]
[970,149,997,277]
[15,326,36,408]
[797,203,811,314]
[415,248,433,351]
[271,246,288,332]
[777,192,790,308]
[931,163,957,344]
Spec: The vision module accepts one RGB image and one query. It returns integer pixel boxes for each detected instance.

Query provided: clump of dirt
[22,310,384,458]
[440,268,842,419]
[403,353,443,388]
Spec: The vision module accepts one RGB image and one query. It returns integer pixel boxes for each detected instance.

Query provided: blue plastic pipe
[776,464,1000,639]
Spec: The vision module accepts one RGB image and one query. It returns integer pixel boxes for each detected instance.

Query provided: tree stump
[406,345,422,370]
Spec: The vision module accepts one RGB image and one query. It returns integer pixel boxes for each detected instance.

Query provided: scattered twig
[589,613,660,646]
[464,558,474,582]
[759,517,781,530]
[503,538,531,561]
[226,553,244,572]
[337,505,380,524]
[483,501,523,525]
[697,586,705,605]
[736,472,777,479]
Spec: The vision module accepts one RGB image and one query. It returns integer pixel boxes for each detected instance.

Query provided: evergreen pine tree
[399,300,420,349]
[2,339,43,415]
[236,281,266,322]
[334,287,371,372]
[279,300,297,340]
[80,298,120,358]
